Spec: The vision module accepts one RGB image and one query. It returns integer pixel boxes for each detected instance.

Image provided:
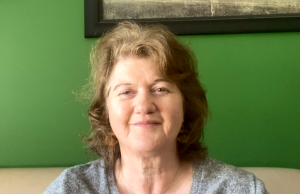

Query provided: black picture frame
[84,0,300,38]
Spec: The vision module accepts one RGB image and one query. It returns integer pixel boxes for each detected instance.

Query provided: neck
[115,145,181,194]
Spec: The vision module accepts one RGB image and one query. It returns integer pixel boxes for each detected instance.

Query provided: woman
[45,22,268,194]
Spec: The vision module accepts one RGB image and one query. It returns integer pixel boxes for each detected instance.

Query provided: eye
[118,90,135,99]
[154,88,169,93]
[118,90,136,99]
[120,91,132,95]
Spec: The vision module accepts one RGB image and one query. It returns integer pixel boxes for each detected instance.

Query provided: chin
[131,142,161,153]
[129,138,175,154]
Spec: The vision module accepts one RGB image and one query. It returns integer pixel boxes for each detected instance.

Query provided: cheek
[172,105,184,126]
[162,98,184,129]
[108,100,131,129]
[172,96,184,119]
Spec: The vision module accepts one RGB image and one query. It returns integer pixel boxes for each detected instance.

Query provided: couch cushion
[242,167,300,194]
[0,167,65,194]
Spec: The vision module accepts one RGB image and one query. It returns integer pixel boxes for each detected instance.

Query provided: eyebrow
[154,78,171,83]
[113,83,132,91]
[112,78,171,91]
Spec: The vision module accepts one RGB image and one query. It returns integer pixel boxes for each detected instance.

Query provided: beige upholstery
[242,167,300,194]
[0,168,65,194]
[0,167,299,194]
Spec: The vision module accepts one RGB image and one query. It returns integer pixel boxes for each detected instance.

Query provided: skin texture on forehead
[106,55,163,95]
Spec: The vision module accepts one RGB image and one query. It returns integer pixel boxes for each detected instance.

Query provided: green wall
[1,0,299,169]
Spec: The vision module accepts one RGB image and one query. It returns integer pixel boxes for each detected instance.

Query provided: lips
[132,120,161,127]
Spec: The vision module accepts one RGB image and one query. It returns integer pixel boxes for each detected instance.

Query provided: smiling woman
[44,22,268,194]
[84,22,209,169]
[107,57,184,154]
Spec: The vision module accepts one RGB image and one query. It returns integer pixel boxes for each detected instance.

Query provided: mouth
[132,120,161,128]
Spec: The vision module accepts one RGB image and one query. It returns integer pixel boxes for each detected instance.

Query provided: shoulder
[190,158,268,194]
[44,159,105,194]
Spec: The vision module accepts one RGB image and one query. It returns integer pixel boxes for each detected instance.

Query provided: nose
[134,90,156,115]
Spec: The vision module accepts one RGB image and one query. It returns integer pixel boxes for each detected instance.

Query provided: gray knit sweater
[44,158,268,194]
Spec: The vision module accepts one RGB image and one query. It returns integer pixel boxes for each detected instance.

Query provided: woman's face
[107,57,184,153]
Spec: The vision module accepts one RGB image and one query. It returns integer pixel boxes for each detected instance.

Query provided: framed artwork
[84,0,300,38]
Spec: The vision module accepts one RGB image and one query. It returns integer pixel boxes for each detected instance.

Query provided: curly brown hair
[84,21,208,167]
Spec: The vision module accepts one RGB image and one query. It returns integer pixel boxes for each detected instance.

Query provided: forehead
[110,57,163,80]
[106,57,168,94]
